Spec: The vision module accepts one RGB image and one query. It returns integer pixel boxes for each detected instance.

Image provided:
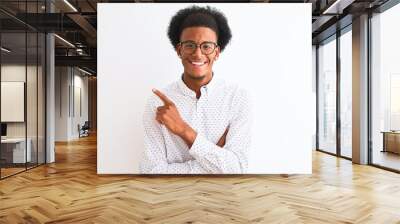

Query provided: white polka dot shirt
[139,76,252,174]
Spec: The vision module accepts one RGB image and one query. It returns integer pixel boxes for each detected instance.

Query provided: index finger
[222,125,229,137]
[152,88,174,105]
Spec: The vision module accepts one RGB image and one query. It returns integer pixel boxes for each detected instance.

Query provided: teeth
[191,61,205,65]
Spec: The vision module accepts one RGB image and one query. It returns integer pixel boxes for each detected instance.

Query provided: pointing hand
[153,88,186,135]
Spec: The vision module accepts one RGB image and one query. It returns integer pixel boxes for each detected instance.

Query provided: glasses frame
[179,41,219,55]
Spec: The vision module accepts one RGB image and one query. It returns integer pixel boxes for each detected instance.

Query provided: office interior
[0,0,400,222]
[0,0,97,179]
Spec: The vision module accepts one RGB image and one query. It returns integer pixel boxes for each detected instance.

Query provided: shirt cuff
[189,133,214,159]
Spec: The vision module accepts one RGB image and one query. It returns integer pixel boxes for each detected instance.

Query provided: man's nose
[192,45,203,57]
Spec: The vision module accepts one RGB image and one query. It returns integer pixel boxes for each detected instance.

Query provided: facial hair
[186,72,207,80]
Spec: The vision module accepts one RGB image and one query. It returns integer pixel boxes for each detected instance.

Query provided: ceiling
[0,0,394,75]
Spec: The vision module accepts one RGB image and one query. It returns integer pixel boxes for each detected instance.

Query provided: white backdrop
[98,3,313,174]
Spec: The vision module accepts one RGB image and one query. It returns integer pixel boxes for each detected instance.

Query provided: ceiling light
[54,34,75,48]
[78,67,93,76]
[323,0,341,14]
[323,0,354,15]
[1,47,11,53]
[63,0,78,12]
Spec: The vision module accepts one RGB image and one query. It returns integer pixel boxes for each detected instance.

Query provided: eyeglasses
[179,41,218,55]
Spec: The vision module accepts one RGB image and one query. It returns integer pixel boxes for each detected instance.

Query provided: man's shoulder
[163,81,180,93]
[219,81,252,116]
[217,79,250,99]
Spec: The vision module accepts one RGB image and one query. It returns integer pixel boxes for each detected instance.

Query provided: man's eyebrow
[181,40,214,43]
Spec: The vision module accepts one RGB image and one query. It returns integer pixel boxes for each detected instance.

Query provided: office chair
[79,121,90,138]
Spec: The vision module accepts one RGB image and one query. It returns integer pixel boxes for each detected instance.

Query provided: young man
[140,6,252,174]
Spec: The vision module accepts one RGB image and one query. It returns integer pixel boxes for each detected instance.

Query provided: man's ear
[175,44,182,58]
[214,46,220,61]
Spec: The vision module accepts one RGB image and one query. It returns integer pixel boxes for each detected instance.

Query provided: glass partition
[339,28,352,158]
[27,31,38,169]
[1,31,28,177]
[318,36,337,155]
[0,1,46,179]
[371,3,400,171]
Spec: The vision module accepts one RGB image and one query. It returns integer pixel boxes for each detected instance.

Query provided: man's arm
[152,88,252,174]
[139,95,209,174]
[188,89,252,174]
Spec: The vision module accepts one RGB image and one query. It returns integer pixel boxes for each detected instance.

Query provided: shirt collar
[177,73,220,98]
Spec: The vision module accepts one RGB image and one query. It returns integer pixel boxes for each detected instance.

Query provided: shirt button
[201,86,206,94]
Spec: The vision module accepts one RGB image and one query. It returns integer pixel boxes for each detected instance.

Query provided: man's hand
[216,127,229,148]
[153,88,186,135]
[153,89,197,147]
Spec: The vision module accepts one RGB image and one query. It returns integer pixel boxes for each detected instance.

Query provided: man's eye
[202,43,214,49]
[184,43,196,49]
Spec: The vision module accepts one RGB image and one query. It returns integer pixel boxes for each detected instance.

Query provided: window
[370,3,400,171]
[339,28,352,158]
[318,36,337,155]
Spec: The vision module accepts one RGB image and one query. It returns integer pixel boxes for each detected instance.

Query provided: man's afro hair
[167,5,232,52]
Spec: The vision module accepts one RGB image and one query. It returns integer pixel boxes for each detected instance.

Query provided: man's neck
[182,73,213,99]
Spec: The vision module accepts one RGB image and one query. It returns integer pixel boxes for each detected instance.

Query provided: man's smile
[189,60,207,67]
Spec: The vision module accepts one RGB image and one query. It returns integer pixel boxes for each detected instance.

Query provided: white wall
[98,3,313,174]
[72,72,89,138]
[55,67,69,141]
[55,67,89,141]
[312,45,317,150]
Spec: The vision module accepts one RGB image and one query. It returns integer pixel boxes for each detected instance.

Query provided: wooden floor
[1,163,45,178]
[0,167,26,178]
[1,135,400,223]
[373,150,400,171]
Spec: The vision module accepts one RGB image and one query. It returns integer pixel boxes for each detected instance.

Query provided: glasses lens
[201,42,215,54]
[182,42,196,54]
[181,42,216,55]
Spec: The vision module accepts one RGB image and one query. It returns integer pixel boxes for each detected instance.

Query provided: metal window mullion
[0,26,2,179]
[367,11,373,165]
[36,0,39,167]
[69,69,71,118]
[73,68,75,118]
[316,45,320,150]
[25,0,28,171]
[336,30,341,157]
[44,21,47,164]
[44,0,49,165]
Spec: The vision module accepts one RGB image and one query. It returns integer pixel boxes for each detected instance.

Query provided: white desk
[1,138,31,163]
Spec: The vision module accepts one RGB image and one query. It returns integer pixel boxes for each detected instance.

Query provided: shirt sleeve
[189,89,252,174]
[139,96,210,174]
